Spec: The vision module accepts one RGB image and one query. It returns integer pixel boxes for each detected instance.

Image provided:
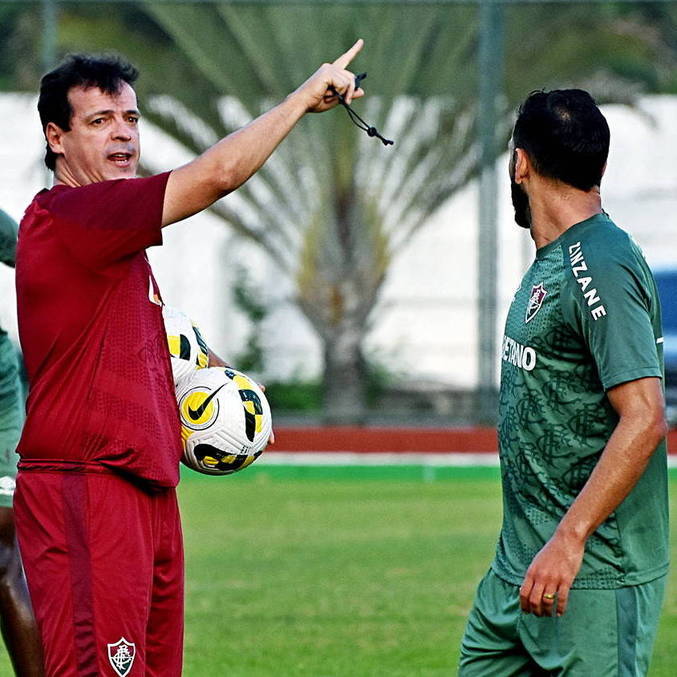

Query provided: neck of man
[528,179,603,250]
[53,162,82,188]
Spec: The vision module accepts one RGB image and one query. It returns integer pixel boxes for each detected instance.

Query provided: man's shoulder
[564,214,630,250]
[22,185,68,221]
[21,178,142,230]
[562,215,645,278]
[29,174,170,222]
[29,181,114,212]
[560,215,655,323]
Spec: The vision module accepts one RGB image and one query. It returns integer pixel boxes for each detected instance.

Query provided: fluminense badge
[525,283,548,323]
[107,637,136,677]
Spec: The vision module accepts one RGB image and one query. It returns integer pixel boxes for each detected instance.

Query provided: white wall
[1,94,676,388]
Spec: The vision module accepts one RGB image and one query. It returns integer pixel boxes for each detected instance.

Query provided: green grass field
[2,467,677,675]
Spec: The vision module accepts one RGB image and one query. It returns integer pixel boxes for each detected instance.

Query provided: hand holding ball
[163,305,272,475]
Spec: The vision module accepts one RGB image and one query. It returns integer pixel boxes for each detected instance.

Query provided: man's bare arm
[161,40,364,227]
[207,349,228,368]
[519,376,667,617]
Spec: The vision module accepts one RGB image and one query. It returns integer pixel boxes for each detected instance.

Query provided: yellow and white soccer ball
[162,305,209,388]
[177,366,272,475]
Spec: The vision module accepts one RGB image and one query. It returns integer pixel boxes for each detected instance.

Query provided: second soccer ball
[177,366,272,475]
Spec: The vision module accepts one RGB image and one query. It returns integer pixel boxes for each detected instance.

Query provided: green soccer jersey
[0,209,19,506]
[0,209,17,267]
[492,213,668,590]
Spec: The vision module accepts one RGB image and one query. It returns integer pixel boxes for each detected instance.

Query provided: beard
[510,179,531,229]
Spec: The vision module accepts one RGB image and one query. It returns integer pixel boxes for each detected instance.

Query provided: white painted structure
[1,94,676,387]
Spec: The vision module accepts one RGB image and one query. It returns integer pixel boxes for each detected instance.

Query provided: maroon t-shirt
[15,173,182,488]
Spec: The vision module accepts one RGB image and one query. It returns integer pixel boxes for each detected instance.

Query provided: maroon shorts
[14,470,184,677]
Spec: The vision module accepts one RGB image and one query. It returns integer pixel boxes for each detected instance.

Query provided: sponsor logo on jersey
[0,475,15,496]
[502,335,537,371]
[568,242,607,321]
[525,283,548,323]
[107,638,135,677]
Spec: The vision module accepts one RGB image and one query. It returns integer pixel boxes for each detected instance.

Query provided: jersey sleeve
[47,172,170,270]
[561,240,662,391]
[0,209,18,267]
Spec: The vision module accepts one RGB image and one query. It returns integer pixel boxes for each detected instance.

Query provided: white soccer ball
[177,366,272,475]
[162,305,209,388]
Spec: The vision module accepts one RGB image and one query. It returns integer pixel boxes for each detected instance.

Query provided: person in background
[0,208,43,676]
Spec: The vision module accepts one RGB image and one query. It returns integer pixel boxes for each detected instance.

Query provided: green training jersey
[0,209,17,268]
[0,210,19,505]
[492,213,668,590]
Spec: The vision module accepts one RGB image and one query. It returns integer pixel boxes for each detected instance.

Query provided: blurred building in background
[1,0,677,424]
[1,92,676,421]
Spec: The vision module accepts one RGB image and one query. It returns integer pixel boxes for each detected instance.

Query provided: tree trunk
[322,325,367,425]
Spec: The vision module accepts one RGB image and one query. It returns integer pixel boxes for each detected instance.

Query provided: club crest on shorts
[107,637,136,677]
[525,283,548,323]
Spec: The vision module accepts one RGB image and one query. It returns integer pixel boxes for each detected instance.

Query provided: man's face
[49,82,140,185]
[509,144,531,229]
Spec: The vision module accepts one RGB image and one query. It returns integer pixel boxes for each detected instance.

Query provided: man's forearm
[162,93,307,227]
[555,409,666,545]
[193,93,307,195]
[207,349,229,368]
[161,39,364,227]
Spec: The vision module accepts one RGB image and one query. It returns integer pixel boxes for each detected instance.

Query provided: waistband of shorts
[18,459,116,474]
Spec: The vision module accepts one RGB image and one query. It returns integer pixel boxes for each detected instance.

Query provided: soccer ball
[177,366,272,475]
[162,305,209,387]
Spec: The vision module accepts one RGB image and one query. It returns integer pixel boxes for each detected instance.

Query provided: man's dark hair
[512,89,610,191]
[38,53,139,170]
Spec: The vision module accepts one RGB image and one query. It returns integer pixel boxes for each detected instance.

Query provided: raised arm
[161,39,364,227]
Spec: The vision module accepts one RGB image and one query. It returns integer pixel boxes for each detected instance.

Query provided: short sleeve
[0,209,18,266]
[561,240,662,391]
[47,172,170,270]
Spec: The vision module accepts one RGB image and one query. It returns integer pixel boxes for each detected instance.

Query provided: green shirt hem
[490,560,669,591]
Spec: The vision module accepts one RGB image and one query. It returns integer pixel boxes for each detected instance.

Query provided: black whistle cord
[328,73,394,147]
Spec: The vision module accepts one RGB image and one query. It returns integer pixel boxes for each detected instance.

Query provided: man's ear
[45,122,65,156]
[513,147,530,184]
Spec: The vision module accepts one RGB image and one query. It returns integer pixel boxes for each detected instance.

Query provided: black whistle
[328,71,394,147]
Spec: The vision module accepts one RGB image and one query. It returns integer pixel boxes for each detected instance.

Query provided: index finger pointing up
[332,39,364,69]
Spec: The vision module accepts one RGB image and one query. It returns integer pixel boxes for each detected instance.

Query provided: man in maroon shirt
[15,45,363,676]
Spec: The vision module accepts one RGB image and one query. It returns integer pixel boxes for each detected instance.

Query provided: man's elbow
[653,410,669,444]
[210,154,250,197]
[639,406,669,454]
[213,166,237,197]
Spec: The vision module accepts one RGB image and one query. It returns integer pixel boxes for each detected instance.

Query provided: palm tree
[52,1,666,422]
[0,4,46,90]
[140,3,485,422]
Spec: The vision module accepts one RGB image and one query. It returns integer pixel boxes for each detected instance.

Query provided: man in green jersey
[0,209,43,675]
[460,90,668,675]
